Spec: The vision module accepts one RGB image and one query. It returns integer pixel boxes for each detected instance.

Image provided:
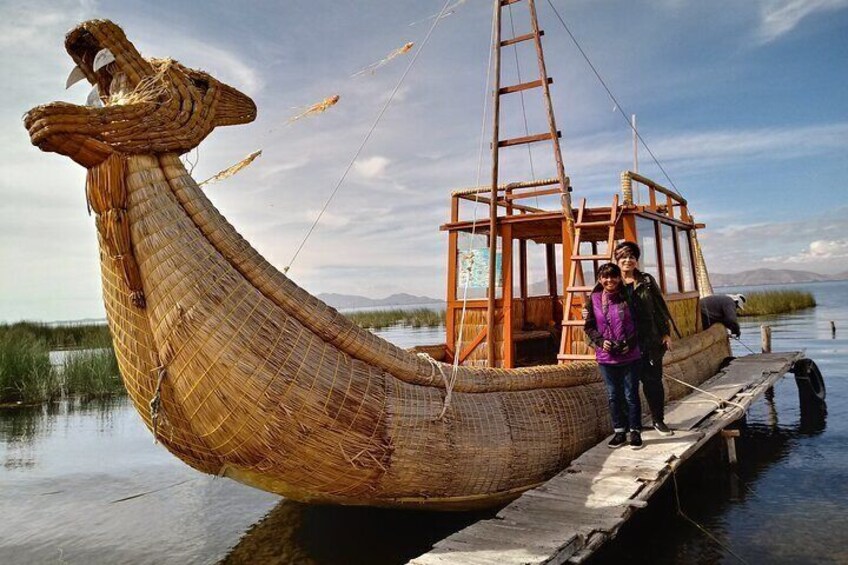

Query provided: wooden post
[831,320,836,338]
[486,0,503,368]
[721,429,740,465]
[761,325,772,353]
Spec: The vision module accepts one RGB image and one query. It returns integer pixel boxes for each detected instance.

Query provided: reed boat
[25,11,730,510]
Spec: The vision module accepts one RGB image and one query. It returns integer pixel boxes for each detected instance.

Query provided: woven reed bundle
[25,19,731,510]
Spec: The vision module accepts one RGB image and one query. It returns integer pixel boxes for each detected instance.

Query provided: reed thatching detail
[25,20,732,510]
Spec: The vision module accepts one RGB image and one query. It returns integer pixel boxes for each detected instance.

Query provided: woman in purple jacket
[584,263,644,449]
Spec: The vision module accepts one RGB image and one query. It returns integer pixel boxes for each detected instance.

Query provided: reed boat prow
[25,17,731,510]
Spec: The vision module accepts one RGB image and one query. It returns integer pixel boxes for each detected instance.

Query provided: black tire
[792,358,826,404]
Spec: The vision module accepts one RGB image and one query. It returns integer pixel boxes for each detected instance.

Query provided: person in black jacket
[614,241,676,436]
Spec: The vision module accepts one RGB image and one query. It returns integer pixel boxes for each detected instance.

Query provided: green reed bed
[62,348,123,399]
[0,322,122,404]
[0,329,59,404]
[346,308,446,330]
[0,321,111,349]
[739,289,817,317]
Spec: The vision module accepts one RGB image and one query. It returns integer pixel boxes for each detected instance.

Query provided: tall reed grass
[62,349,123,398]
[0,321,111,349]
[345,308,446,330]
[0,322,121,404]
[0,329,59,403]
[739,289,816,317]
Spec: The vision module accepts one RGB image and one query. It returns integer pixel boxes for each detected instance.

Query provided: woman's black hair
[614,241,641,260]
[597,262,621,278]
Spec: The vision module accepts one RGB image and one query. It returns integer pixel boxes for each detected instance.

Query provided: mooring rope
[284,0,455,274]
[671,469,749,564]
[732,335,758,355]
[662,373,747,412]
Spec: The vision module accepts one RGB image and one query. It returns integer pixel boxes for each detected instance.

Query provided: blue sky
[1,0,847,322]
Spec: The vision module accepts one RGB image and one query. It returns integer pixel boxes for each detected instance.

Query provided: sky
[1,0,847,322]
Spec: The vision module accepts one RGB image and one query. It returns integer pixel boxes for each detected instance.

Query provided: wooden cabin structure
[441,0,706,369]
[442,172,705,368]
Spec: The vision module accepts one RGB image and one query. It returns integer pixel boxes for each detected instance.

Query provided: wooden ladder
[558,194,620,362]
[489,0,570,204]
[482,0,573,366]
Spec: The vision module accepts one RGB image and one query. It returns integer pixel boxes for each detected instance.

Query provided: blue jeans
[599,362,642,432]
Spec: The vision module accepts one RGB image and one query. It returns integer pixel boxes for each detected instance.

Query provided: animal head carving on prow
[24,19,257,168]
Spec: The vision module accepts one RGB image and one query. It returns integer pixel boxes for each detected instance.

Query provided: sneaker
[629,431,643,449]
[653,421,674,436]
[607,432,627,449]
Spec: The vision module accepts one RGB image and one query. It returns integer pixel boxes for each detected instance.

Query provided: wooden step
[566,286,594,292]
[558,353,596,361]
[498,131,560,148]
[500,0,522,6]
[504,187,562,201]
[575,220,614,228]
[561,320,586,326]
[500,30,543,47]
[570,254,610,261]
[499,77,553,95]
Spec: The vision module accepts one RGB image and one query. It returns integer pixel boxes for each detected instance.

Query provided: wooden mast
[484,0,574,367]
[486,1,503,366]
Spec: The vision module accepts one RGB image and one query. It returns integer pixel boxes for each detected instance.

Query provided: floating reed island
[739,289,816,317]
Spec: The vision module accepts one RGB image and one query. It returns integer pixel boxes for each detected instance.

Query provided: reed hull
[97,154,731,510]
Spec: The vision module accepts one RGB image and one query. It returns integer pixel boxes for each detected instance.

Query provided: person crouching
[584,263,644,449]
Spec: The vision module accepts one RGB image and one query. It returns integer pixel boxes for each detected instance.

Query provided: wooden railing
[620,171,690,222]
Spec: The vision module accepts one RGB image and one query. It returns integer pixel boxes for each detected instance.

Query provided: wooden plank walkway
[410,352,802,565]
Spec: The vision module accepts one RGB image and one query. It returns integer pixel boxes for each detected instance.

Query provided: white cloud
[354,155,390,179]
[772,239,848,263]
[758,0,848,43]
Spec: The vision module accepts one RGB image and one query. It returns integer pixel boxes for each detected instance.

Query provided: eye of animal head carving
[24,20,257,168]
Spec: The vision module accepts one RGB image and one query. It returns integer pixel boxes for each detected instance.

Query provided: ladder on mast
[485,0,575,366]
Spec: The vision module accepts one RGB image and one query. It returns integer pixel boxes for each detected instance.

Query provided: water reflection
[223,501,492,565]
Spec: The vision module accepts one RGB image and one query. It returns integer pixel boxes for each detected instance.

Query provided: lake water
[1,281,845,564]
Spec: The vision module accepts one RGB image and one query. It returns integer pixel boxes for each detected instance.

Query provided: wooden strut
[86,153,146,308]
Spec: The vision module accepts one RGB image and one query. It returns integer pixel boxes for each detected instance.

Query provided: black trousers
[641,356,665,423]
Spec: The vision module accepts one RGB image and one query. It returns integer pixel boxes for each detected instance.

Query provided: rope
[417,352,452,420]
[732,335,758,355]
[662,373,747,412]
[671,469,749,564]
[544,0,684,199]
[448,0,500,400]
[284,0,455,274]
[149,365,167,443]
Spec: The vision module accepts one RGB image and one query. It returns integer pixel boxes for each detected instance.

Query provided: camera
[607,340,629,354]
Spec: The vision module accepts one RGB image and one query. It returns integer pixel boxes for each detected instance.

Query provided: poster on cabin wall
[458,249,502,289]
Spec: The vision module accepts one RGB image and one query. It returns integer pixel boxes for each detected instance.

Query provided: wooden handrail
[620,170,687,207]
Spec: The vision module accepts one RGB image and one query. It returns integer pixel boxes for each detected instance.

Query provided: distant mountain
[316,292,443,310]
[711,268,846,287]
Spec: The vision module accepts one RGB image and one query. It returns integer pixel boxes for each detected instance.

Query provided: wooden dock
[410,352,803,565]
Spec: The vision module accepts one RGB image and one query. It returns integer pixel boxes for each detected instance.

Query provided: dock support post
[761,325,772,353]
[721,429,740,465]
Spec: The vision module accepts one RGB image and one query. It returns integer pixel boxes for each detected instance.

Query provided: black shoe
[653,421,674,436]
[608,432,627,449]
[629,431,643,449]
